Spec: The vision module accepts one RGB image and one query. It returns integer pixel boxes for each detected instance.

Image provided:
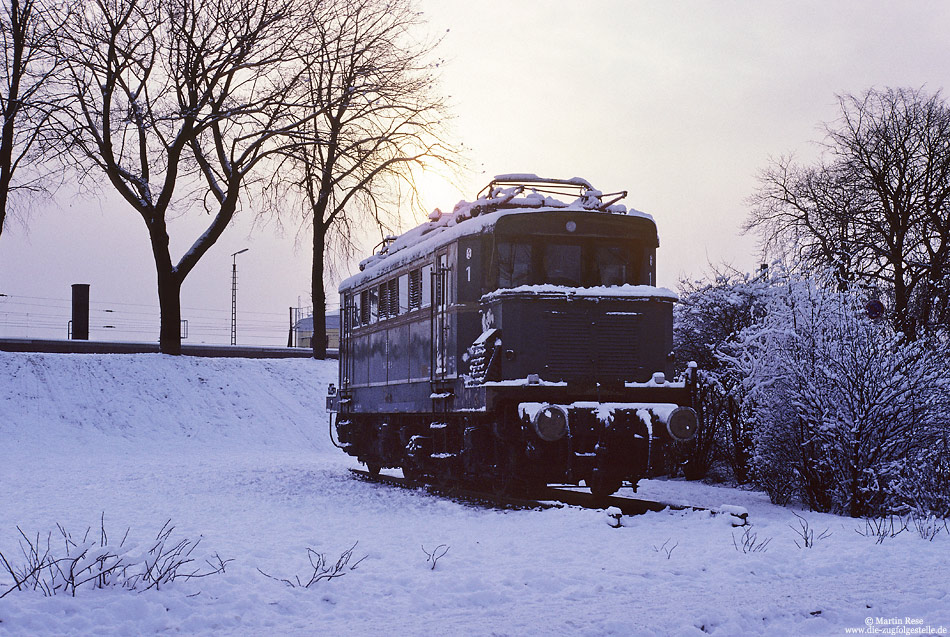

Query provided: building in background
[293,313,340,349]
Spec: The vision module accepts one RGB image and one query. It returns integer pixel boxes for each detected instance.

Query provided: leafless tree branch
[266,0,462,359]
[747,87,950,338]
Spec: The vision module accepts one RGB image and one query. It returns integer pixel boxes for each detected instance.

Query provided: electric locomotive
[327,175,698,496]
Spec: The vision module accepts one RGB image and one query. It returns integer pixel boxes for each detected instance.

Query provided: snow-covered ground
[1,352,948,636]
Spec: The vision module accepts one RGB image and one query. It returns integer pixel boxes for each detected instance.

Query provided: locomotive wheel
[401,465,421,482]
[588,470,621,498]
[434,470,454,490]
[489,472,512,496]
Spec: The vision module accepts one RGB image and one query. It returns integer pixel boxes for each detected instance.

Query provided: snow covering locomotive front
[329,175,698,496]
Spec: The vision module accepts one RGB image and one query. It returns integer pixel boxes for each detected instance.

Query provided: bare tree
[748,157,863,291]
[748,87,950,338]
[49,0,318,353]
[0,0,60,241]
[273,0,458,359]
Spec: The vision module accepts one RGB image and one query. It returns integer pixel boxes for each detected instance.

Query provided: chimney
[71,284,90,340]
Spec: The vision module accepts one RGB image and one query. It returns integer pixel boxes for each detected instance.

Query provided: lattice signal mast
[231,248,249,345]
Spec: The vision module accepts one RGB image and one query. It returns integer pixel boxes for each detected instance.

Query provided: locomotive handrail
[482,174,592,191]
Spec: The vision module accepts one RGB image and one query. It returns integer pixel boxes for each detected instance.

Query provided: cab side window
[399,274,409,313]
[348,292,362,328]
[421,265,432,307]
[368,287,379,323]
[497,242,532,288]
[593,245,640,286]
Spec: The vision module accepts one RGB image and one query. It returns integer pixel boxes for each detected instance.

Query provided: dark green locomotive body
[329,177,697,495]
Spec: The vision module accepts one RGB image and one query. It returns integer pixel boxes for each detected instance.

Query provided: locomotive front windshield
[496,239,650,289]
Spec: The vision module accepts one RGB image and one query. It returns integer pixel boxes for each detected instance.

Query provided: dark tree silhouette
[49,0,323,353]
[748,87,950,338]
[0,0,60,242]
[272,0,458,359]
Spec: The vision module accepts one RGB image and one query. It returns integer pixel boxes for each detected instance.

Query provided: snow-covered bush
[0,518,229,597]
[674,270,772,482]
[855,515,909,544]
[887,444,950,519]
[722,276,950,517]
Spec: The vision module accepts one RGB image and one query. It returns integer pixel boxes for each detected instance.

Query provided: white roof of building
[294,313,341,332]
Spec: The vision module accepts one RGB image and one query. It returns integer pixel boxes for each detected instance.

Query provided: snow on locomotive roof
[481,283,678,302]
[340,176,654,291]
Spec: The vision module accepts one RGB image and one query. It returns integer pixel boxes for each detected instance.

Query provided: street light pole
[231,248,249,345]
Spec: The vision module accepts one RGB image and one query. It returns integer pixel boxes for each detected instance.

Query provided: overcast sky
[2,0,949,344]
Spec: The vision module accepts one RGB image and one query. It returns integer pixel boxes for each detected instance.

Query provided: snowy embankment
[1,352,948,636]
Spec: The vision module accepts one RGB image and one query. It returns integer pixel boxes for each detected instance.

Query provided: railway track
[348,469,749,525]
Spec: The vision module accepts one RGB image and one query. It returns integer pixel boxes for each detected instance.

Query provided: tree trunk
[310,224,328,360]
[148,221,183,355]
[892,261,915,340]
[0,0,23,242]
[157,269,183,355]
[0,102,15,239]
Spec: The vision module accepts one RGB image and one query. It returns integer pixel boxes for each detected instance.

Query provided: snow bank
[1,352,948,636]
[0,352,335,456]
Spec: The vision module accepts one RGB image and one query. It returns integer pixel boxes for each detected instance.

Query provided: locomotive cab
[471,210,671,387]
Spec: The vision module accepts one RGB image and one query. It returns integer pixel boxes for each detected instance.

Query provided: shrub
[0,516,229,598]
[674,270,772,482]
[722,276,950,516]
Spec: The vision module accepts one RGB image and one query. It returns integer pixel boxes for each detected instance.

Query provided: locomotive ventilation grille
[544,311,641,380]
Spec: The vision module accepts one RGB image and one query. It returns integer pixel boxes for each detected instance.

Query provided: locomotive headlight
[532,404,569,442]
[666,407,698,441]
